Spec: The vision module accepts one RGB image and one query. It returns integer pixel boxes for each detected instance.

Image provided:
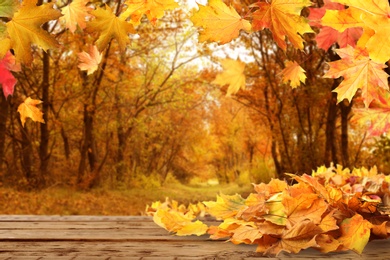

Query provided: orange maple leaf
[60,0,92,33]
[324,45,389,107]
[280,60,306,88]
[338,214,372,254]
[212,59,246,96]
[120,0,179,26]
[190,0,251,44]
[17,97,45,127]
[352,88,390,136]
[283,193,328,229]
[252,0,313,50]
[321,0,390,63]
[78,45,102,75]
[87,4,135,52]
[5,0,61,65]
[265,220,322,255]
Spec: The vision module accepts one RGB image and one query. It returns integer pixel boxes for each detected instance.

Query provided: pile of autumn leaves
[146,165,390,255]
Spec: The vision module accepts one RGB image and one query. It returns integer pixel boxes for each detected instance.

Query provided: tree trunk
[21,126,34,184]
[0,91,8,173]
[38,50,50,185]
[340,100,352,167]
[324,91,338,166]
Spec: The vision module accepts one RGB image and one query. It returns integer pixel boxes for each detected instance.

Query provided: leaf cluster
[148,165,390,256]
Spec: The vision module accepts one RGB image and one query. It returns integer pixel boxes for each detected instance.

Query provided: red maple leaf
[308,0,363,51]
[0,51,21,97]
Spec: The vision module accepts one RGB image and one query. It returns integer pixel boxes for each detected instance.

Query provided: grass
[0,182,253,215]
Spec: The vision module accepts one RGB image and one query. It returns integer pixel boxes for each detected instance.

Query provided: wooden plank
[0,215,153,222]
[0,216,390,259]
[0,240,361,259]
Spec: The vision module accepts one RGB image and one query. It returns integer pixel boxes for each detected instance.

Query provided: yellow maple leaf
[6,0,61,65]
[321,0,390,63]
[280,60,306,88]
[78,45,102,75]
[87,4,135,52]
[212,59,246,97]
[153,208,208,236]
[120,0,179,26]
[324,45,389,107]
[17,97,45,127]
[60,0,92,33]
[203,193,245,220]
[338,214,372,254]
[190,0,251,44]
[252,0,313,50]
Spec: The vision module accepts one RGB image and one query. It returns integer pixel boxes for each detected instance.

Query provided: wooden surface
[0,215,389,259]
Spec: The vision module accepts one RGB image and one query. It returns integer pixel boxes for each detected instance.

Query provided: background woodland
[0,0,388,192]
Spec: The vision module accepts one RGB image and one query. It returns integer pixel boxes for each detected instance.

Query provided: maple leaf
[252,0,314,51]
[237,193,267,221]
[120,0,179,26]
[6,0,61,65]
[308,0,362,51]
[87,4,135,52]
[321,0,390,63]
[324,45,389,107]
[253,178,288,197]
[17,97,45,127]
[319,210,339,233]
[153,208,208,236]
[280,60,306,88]
[190,0,251,44]
[0,0,18,18]
[231,224,263,244]
[283,193,328,229]
[203,193,245,220]
[263,192,287,226]
[212,59,246,97]
[0,50,20,97]
[78,45,102,75]
[0,24,11,59]
[338,214,372,254]
[60,0,92,33]
[315,234,342,253]
[265,220,322,255]
[353,92,390,136]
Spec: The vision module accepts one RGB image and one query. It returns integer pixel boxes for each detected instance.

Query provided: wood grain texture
[0,215,389,259]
